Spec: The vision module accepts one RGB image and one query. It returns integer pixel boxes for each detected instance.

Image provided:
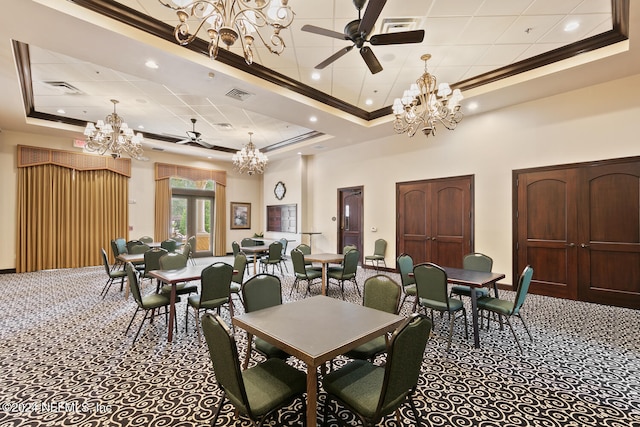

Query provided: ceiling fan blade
[176,139,191,144]
[301,24,346,40]
[360,46,383,74]
[315,45,355,69]
[195,139,214,149]
[358,0,387,36]
[370,29,425,45]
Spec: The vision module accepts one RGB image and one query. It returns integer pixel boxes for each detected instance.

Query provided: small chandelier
[232,132,268,175]
[392,54,464,138]
[83,99,144,159]
[158,0,295,65]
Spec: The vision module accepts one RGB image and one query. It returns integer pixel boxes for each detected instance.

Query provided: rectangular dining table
[304,253,344,295]
[240,244,270,274]
[232,295,404,427]
[442,267,505,348]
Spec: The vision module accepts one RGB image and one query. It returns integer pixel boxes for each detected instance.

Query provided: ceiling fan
[301,0,425,74]
[176,118,213,148]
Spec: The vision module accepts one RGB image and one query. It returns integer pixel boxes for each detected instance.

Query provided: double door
[515,158,640,308]
[396,176,473,267]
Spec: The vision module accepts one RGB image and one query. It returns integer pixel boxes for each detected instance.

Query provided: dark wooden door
[515,158,640,308]
[338,187,363,260]
[397,176,473,267]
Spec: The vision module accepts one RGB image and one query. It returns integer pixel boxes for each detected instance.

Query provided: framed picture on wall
[230,202,251,229]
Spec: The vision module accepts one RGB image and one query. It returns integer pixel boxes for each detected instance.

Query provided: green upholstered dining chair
[364,238,387,271]
[110,239,126,271]
[186,235,197,265]
[181,242,192,263]
[128,243,150,273]
[343,275,402,361]
[294,243,315,268]
[278,237,289,273]
[413,262,468,352]
[259,241,283,275]
[100,248,127,299]
[327,249,360,299]
[160,239,177,253]
[158,252,197,297]
[187,262,234,343]
[344,244,358,253]
[201,313,306,427]
[290,248,321,296]
[322,313,432,427]
[126,239,144,253]
[397,253,418,312]
[141,247,167,291]
[240,237,256,247]
[450,253,494,299]
[230,252,247,306]
[138,235,153,244]
[124,262,172,344]
[477,265,534,354]
[241,274,290,369]
[232,241,250,274]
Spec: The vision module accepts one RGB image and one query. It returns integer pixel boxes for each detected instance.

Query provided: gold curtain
[17,165,128,272]
[154,178,171,242]
[214,183,226,256]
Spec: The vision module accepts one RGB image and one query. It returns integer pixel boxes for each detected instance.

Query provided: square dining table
[303,253,344,295]
[240,244,271,274]
[232,295,404,427]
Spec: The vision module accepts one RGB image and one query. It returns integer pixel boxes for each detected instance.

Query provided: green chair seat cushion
[419,296,464,313]
[187,295,228,310]
[344,336,387,360]
[403,284,417,296]
[140,293,170,310]
[298,268,321,280]
[254,337,289,360]
[451,285,489,297]
[323,360,384,419]
[160,282,197,295]
[109,270,127,279]
[364,255,384,260]
[238,358,306,417]
[477,296,514,315]
[328,270,355,280]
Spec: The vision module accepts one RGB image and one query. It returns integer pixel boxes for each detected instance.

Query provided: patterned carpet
[1,259,639,427]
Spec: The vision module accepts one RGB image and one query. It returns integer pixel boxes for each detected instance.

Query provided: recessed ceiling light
[365,99,373,106]
[311,72,320,80]
[57,109,65,114]
[309,116,318,123]
[564,21,579,32]
[145,60,159,69]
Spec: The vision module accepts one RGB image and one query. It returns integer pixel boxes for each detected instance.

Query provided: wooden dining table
[240,244,270,274]
[303,253,344,295]
[232,295,404,427]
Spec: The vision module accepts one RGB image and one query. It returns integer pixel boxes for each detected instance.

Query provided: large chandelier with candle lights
[84,99,144,159]
[392,54,464,138]
[232,132,268,175]
[158,0,295,65]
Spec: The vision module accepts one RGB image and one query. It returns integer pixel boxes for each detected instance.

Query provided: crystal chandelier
[392,54,464,138]
[158,0,295,65]
[83,99,144,159]
[232,132,268,175]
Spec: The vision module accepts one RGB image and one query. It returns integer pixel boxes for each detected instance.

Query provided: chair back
[463,253,493,272]
[240,238,255,248]
[231,241,240,257]
[341,249,360,278]
[373,239,387,257]
[201,314,251,415]
[362,275,401,314]
[139,236,153,244]
[182,242,192,258]
[160,239,177,252]
[279,238,288,257]
[126,240,143,253]
[413,262,450,308]
[125,262,143,308]
[100,248,111,275]
[242,274,282,313]
[513,265,534,315]
[290,249,308,277]
[187,235,196,253]
[114,238,127,255]
[378,314,431,414]
[232,252,247,285]
[200,262,234,304]
[144,248,168,275]
[396,253,415,287]
[343,244,357,254]
[159,252,188,270]
[129,243,151,255]
[295,243,311,256]
[266,241,283,262]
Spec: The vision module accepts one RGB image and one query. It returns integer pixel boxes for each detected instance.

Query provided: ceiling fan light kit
[158,0,295,65]
[301,0,424,74]
[392,54,464,138]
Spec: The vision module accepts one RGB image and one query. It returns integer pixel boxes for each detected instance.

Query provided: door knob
[566,243,575,247]
[580,243,590,248]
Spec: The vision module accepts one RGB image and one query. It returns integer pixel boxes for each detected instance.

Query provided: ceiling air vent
[225,88,253,101]
[152,147,165,152]
[380,17,422,33]
[43,81,84,95]
[213,123,234,131]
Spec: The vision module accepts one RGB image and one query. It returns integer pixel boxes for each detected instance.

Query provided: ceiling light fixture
[158,0,295,65]
[232,131,268,175]
[392,54,464,138]
[83,99,144,159]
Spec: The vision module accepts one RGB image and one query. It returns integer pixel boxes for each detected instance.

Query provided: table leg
[253,255,258,275]
[321,263,327,296]
[168,283,176,343]
[470,287,480,348]
[306,366,318,427]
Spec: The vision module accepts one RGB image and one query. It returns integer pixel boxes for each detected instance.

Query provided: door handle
[580,243,590,248]
[431,237,437,241]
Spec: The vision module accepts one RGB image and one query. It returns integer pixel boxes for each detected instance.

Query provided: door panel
[397,185,430,262]
[338,187,363,259]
